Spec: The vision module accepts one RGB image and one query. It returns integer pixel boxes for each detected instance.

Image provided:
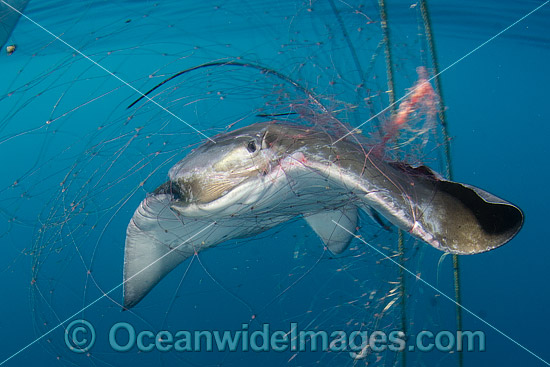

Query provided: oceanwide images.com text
[65,320,486,358]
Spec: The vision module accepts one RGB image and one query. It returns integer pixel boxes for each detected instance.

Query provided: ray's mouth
[152,181,187,202]
[164,174,251,206]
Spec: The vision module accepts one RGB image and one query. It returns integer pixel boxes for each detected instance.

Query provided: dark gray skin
[123,121,523,308]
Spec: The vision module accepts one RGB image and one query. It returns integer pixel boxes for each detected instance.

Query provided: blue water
[1,1,549,366]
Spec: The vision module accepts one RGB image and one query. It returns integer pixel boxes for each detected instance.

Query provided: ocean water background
[1,0,549,366]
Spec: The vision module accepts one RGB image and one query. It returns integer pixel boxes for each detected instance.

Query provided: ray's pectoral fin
[402,172,523,255]
[123,192,216,309]
[376,163,523,254]
[124,193,190,309]
[415,180,524,254]
[305,206,358,254]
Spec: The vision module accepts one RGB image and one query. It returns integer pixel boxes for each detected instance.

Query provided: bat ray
[123,121,523,309]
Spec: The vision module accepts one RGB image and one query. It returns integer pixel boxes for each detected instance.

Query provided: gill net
[1,0,460,365]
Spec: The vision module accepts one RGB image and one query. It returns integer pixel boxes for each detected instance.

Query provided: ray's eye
[246,140,257,153]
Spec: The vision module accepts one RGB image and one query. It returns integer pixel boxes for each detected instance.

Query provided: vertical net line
[378,1,406,366]
[419,1,463,367]
[328,0,367,127]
